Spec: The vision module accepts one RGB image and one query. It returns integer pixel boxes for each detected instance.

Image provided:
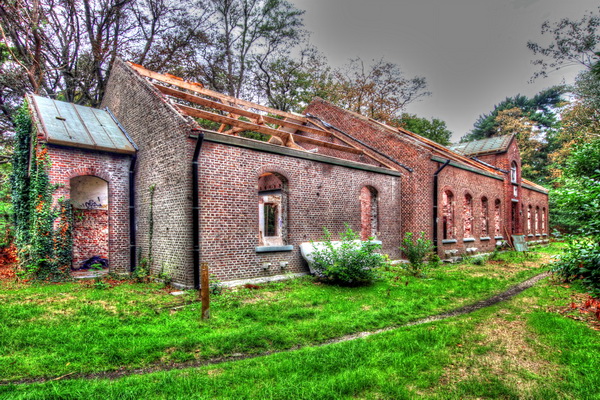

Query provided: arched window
[464,193,473,238]
[494,199,501,237]
[542,207,546,233]
[510,161,518,184]
[258,172,288,247]
[360,186,378,240]
[481,197,489,236]
[535,206,540,234]
[442,190,454,240]
[527,205,532,234]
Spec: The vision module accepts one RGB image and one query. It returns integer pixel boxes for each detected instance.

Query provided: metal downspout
[192,132,205,289]
[433,159,451,252]
[129,155,137,271]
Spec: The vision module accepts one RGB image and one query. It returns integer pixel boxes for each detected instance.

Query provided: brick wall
[45,145,130,271]
[304,99,550,257]
[197,139,402,281]
[437,165,506,254]
[72,209,109,268]
[102,60,403,285]
[102,58,198,287]
[99,61,548,285]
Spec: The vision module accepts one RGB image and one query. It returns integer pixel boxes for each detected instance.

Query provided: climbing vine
[10,103,31,248]
[10,101,72,281]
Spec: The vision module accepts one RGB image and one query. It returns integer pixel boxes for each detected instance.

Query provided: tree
[393,113,452,146]
[528,6,600,81]
[252,47,332,112]
[548,69,600,174]
[462,87,564,142]
[203,0,306,98]
[328,58,430,124]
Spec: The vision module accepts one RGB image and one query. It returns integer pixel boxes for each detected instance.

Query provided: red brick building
[29,59,548,288]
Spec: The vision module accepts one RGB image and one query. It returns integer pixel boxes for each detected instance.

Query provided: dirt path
[1,271,551,386]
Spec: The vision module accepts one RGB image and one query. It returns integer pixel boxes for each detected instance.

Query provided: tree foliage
[552,138,600,295]
[461,88,564,184]
[9,102,72,281]
[326,58,430,124]
[462,87,564,142]
[393,113,452,146]
[528,6,600,81]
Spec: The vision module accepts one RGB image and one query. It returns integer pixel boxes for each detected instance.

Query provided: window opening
[264,203,278,237]
[481,197,489,236]
[464,193,473,238]
[494,199,501,237]
[510,161,518,184]
[527,205,532,234]
[542,207,546,233]
[258,173,287,247]
[360,186,378,240]
[442,190,454,240]
[511,202,519,234]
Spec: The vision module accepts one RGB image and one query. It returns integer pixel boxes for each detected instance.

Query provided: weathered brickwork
[197,140,402,281]
[45,144,130,271]
[72,209,109,268]
[30,60,544,287]
[305,99,550,257]
[100,59,403,286]
[102,59,198,287]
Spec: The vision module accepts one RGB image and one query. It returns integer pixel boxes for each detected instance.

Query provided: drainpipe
[191,131,205,289]
[129,155,137,272]
[105,107,139,273]
[433,159,451,252]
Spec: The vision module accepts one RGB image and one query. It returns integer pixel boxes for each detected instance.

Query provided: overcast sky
[290,0,598,142]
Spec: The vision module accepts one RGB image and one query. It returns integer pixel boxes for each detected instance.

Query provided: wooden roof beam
[128,62,307,124]
[176,104,363,155]
[154,84,332,138]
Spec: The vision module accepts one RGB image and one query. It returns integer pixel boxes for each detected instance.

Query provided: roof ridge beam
[128,62,306,124]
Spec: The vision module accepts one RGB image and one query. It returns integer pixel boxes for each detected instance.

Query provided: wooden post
[200,262,210,319]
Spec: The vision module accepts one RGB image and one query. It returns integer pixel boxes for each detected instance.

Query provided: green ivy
[10,103,32,248]
[10,101,72,281]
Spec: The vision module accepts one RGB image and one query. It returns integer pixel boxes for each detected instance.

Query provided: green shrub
[553,237,600,296]
[310,227,385,286]
[400,232,434,276]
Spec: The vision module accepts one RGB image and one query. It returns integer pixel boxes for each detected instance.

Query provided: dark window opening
[264,203,278,237]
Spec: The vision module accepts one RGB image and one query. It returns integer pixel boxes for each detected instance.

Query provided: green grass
[6,264,600,399]
[0,246,566,397]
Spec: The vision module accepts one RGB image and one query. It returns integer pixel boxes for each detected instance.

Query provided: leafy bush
[553,238,600,297]
[310,227,385,286]
[399,232,434,276]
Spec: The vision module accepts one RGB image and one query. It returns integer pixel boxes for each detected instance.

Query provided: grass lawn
[3,244,589,399]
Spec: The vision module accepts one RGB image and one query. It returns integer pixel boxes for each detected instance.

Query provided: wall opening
[494,199,501,237]
[258,172,287,247]
[510,161,518,184]
[70,175,109,270]
[481,196,489,237]
[527,205,532,234]
[535,206,540,234]
[511,202,519,234]
[360,186,378,240]
[463,193,473,238]
[542,207,546,234]
[442,190,454,240]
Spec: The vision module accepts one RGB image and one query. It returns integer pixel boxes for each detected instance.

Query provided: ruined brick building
[28,59,549,288]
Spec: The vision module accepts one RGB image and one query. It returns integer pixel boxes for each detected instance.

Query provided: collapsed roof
[127,62,547,192]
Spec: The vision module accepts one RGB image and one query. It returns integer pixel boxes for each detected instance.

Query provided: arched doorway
[70,176,110,271]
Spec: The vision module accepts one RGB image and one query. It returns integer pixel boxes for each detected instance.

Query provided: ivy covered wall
[10,101,72,281]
